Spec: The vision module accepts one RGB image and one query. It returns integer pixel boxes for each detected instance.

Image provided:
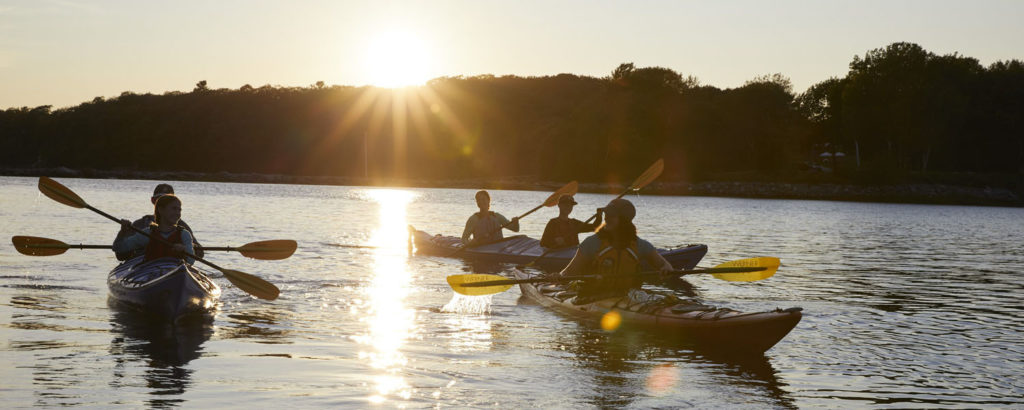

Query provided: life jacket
[592,237,643,291]
[472,211,504,243]
[144,226,185,262]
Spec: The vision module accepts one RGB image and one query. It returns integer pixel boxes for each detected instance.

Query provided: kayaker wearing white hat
[539,194,601,249]
[558,198,673,299]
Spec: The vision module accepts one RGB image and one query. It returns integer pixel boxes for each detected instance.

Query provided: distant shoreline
[3,167,1021,207]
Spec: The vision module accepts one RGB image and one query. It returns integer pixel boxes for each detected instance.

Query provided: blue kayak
[409,226,708,271]
[107,256,221,321]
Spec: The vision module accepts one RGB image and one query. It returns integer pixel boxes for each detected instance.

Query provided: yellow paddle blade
[38,177,87,209]
[711,257,780,282]
[12,236,69,256]
[542,181,579,207]
[629,158,664,190]
[221,269,280,300]
[447,273,514,296]
[235,240,298,260]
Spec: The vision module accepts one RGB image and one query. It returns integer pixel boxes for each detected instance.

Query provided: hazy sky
[1,0,1021,109]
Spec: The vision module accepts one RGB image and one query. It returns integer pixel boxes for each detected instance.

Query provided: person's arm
[461,215,477,245]
[114,224,131,243]
[113,225,150,255]
[640,239,673,276]
[178,219,203,259]
[574,218,599,233]
[559,236,597,277]
[540,220,557,248]
[559,249,587,278]
[496,213,520,232]
[178,229,196,264]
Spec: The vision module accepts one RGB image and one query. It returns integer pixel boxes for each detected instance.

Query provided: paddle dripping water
[441,294,494,314]
[2,177,1022,408]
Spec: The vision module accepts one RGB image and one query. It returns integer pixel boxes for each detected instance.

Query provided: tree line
[1,42,1021,186]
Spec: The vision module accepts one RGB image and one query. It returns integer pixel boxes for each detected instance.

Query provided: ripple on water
[2,180,1023,407]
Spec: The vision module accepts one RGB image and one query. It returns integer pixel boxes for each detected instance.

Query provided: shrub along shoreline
[3,167,1020,207]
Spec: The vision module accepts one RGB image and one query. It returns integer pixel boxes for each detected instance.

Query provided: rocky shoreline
[3,167,1021,207]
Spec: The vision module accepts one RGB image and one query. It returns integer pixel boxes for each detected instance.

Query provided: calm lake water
[2,176,1022,408]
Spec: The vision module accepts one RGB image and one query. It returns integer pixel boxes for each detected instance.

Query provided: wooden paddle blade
[447,273,513,296]
[710,257,780,282]
[236,240,297,260]
[629,159,664,190]
[11,236,69,256]
[38,177,87,209]
[221,269,280,300]
[542,181,579,207]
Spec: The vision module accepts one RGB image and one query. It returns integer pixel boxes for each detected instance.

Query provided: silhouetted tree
[2,43,1021,187]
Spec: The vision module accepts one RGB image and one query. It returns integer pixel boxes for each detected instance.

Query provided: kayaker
[113,183,202,261]
[539,194,601,249]
[461,190,520,246]
[112,194,196,264]
[558,198,673,299]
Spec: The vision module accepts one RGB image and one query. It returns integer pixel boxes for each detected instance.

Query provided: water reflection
[439,311,493,353]
[353,189,416,404]
[107,300,213,408]
[220,309,292,344]
[6,291,78,403]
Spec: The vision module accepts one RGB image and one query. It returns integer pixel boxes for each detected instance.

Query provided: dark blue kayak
[107,256,221,322]
[409,226,708,271]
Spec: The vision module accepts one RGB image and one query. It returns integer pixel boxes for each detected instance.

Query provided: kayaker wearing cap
[539,194,601,249]
[113,194,196,264]
[558,198,673,298]
[113,183,203,261]
[461,190,520,246]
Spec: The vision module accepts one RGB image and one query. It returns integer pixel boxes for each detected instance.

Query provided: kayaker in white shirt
[461,190,520,246]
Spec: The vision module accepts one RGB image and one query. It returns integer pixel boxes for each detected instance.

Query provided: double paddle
[35,177,282,300]
[447,257,780,296]
[12,236,297,260]
[520,158,665,268]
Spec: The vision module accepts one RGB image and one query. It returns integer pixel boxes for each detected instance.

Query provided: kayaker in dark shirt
[113,183,202,261]
[540,194,601,249]
[461,190,520,246]
[559,198,672,297]
[113,194,196,264]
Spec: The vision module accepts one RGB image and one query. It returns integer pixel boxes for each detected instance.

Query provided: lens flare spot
[600,310,622,331]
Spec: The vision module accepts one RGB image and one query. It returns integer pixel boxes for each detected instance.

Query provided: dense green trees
[1,42,1021,185]
[800,42,1024,176]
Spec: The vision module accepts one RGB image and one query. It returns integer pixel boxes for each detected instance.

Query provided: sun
[363,30,434,88]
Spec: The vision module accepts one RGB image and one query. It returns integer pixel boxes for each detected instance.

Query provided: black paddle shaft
[96,203,227,271]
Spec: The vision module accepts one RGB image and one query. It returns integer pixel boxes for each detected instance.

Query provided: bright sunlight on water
[358,189,417,403]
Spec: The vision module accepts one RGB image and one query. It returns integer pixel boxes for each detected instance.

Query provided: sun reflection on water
[353,189,417,404]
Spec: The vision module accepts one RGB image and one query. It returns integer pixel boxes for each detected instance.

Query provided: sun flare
[363,30,434,88]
